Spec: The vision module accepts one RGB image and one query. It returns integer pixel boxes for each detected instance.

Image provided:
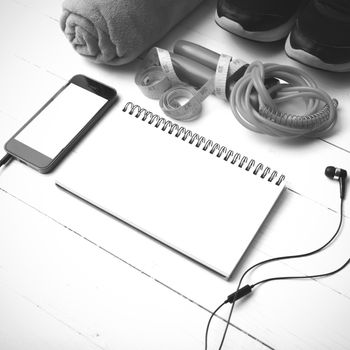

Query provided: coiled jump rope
[135,40,338,138]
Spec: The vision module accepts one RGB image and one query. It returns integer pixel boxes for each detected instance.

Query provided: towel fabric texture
[60,0,203,65]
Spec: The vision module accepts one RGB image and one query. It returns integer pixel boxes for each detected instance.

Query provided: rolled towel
[60,0,203,65]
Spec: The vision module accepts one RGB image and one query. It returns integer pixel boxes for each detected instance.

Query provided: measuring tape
[135,47,246,121]
[135,45,338,138]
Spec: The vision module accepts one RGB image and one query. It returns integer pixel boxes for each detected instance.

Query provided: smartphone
[5,75,117,173]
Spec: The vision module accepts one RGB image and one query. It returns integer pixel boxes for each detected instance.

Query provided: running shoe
[285,0,350,72]
[216,0,307,42]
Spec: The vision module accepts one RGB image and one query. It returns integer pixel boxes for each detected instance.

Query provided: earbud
[325,166,347,199]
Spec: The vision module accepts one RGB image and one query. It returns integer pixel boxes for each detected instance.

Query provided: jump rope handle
[142,40,337,137]
[174,40,220,70]
[171,41,278,95]
[170,53,214,87]
[171,40,227,87]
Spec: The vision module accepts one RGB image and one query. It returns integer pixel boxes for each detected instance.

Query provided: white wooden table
[1,0,350,349]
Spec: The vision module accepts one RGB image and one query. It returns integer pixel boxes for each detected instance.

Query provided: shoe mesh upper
[289,0,350,64]
[298,1,350,47]
[218,0,304,14]
[217,0,306,31]
[316,0,350,16]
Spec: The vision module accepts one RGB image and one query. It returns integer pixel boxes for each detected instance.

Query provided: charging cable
[0,153,12,168]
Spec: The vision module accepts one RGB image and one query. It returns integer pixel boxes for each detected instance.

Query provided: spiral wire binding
[123,102,286,186]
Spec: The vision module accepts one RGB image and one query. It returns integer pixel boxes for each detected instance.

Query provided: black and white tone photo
[1,0,350,349]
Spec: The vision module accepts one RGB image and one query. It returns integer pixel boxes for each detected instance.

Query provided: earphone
[206,166,348,350]
[325,166,347,199]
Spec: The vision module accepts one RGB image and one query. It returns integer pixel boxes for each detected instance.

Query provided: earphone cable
[252,256,350,288]
[204,300,228,350]
[237,198,344,286]
[206,197,345,350]
[217,274,245,350]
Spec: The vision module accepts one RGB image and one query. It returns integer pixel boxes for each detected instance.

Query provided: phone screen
[15,83,108,159]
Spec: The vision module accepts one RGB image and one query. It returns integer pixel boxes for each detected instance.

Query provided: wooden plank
[0,112,22,159]
[1,0,350,349]
[1,159,350,349]
[0,54,65,125]
[3,0,350,152]
[0,48,349,217]
[0,282,101,350]
[0,190,269,350]
[0,1,349,215]
[9,0,62,20]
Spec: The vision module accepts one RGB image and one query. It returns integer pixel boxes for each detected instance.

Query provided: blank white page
[56,107,285,277]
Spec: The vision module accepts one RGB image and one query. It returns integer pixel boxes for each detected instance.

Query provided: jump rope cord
[229,61,338,137]
[205,199,346,350]
[137,48,338,138]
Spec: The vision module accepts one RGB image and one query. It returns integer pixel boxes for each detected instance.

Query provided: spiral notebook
[56,102,286,278]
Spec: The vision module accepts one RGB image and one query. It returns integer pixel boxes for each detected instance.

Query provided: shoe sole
[215,11,297,42]
[285,34,350,72]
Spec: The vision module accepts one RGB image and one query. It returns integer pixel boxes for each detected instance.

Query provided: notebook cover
[56,104,285,277]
